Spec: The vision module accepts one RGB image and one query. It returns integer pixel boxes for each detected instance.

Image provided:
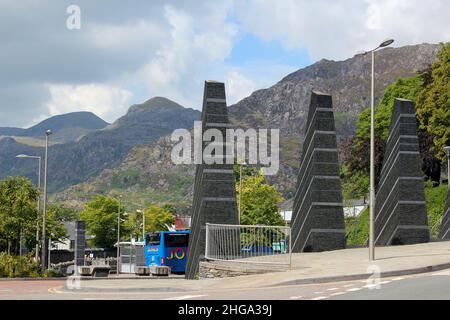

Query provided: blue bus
[144,230,190,274]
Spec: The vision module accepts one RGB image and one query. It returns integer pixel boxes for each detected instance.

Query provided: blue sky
[0,0,448,127]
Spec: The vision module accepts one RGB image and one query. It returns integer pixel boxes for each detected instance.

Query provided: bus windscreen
[146,233,161,246]
[164,233,189,247]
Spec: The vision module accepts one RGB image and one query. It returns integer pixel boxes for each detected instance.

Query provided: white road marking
[343,284,355,287]
[363,284,379,289]
[391,277,405,281]
[326,287,339,291]
[380,280,391,285]
[330,292,346,296]
[311,296,328,300]
[314,291,323,294]
[164,295,206,300]
[346,287,362,292]
[289,296,303,299]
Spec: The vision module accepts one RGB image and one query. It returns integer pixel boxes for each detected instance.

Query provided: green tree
[0,177,38,254]
[236,171,285,226]
[144,205,174,232]
[80,196,126,248]
[125,205,174,239]
[416,42,450,160]
[342,73,440,192]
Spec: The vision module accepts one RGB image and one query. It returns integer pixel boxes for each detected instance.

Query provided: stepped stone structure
[375,98,429,245]
[74,221,86,270]
[291,91,346,252]
[185,81,239,280]
[439,191,450,240]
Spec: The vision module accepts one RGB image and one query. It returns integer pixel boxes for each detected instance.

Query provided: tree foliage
[416,42,450,160]
[236,170,285,226]
[0,177,38,254]
[80,195,125,248]
[0,177,71,254]
[125,205,174,239]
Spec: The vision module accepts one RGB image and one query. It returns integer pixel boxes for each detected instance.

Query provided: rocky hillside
[228,43,441,195]
[0,97,201,192]
[54,43,443,211]
[0,111,109,144]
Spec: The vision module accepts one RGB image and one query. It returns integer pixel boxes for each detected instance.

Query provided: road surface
[1,269,450,300]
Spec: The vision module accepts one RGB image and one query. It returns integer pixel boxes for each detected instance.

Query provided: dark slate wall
[185,81,239,279]
[439,191,450,240]
[74,221,86,268]
[291,91,346,252]
[375,98,430,245]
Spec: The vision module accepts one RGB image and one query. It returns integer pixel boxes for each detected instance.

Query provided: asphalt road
[1,269,450,300]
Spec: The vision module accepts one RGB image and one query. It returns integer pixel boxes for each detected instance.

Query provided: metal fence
[205,223,292,269]
[118,242,145,273]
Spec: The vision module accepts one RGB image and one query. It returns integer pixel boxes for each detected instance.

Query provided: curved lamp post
[357,39,395,261]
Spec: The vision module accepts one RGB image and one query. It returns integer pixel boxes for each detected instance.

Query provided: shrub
[0,253,41,278]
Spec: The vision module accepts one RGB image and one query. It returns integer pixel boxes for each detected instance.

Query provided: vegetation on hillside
[344,43,450,244]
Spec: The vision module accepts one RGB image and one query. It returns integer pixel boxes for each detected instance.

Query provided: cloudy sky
[0,0,448,127]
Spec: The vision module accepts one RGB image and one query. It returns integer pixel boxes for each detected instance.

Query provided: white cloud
[45,83,133,123]
[1,0,449,127]
[136,4,239,108]
[236,0,450,60]
[226,70,257,104]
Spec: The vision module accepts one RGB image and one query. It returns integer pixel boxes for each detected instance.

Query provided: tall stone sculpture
[185,81,239,279]
[375,98,429,245]
[439,192,450,240]
[74,220,86,272]
[291,91,346,252]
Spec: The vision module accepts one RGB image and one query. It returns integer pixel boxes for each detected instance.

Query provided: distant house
[278,199,293,225]
[343,199,367,218]
[52,221,91,251]
[174,215,191,230]
[278,198,367,225]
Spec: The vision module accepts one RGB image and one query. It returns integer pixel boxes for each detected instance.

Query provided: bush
[345,182,449,245]
[43,268,64,278]
[0,253,41,278]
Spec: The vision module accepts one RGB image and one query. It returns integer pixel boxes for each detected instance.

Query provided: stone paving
[65,241,450,292]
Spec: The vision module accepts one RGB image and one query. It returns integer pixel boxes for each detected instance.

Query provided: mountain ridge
[53,42,444,210]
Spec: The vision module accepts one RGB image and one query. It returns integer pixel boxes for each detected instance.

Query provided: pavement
[1,241,450,299]
[61,240,450,292]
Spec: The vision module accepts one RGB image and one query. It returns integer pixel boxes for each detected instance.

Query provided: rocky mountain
[54,43,443,211]
[0,111,109,144]
[0,97,201,192]
[228,43,441,195]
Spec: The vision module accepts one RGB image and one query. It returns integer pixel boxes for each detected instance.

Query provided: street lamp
[41,129,52,270]
[444,146,450,189]
[238,161,247,225]
[16,154,41,261]
[357,39,394,261]
[116,195,124,275]
[136,209,144,241]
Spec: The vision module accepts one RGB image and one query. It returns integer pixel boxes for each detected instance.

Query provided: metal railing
[205,223,292,270]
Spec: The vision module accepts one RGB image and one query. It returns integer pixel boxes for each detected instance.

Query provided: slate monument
[439,192,450,240]
[375,98,429,245]
[185,81,239,279]
[291,91,346,252]
[74,220,86,272]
